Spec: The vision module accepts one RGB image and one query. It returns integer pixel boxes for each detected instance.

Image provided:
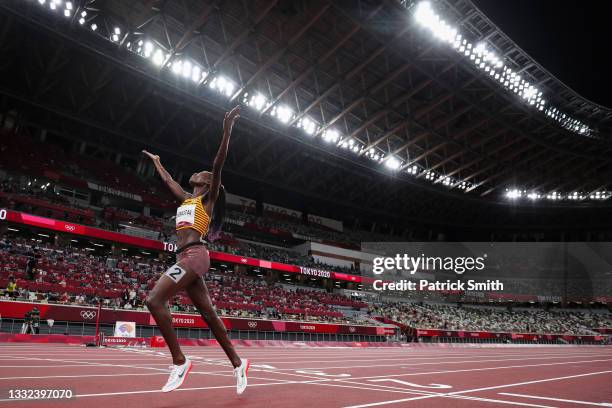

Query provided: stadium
[0,0,610,407]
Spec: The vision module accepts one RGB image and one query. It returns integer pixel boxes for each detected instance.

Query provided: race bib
[176,204,196,228]
[164,264,187,283]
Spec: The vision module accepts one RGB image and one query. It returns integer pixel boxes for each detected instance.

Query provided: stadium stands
[1,235,610,340]
[0,237,363,324]
[369,302,612,336]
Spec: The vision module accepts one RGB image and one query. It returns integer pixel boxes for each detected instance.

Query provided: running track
[0,344,610,407]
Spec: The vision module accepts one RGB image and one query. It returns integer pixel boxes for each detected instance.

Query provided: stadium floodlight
[111,27,121,42]
[425,171,436,181]
[322,129,340,143]
[243,92,268,112]
[568,192,584,201]
[182,60,192,78]
[527,192,541,200]
[590,191,610,200]
[208,75,235,97]
[409,1,592,137]
[78,17,85,24]
[505,189,522,199]
[191,65,201,82]
[407,165,419,175]
[49,2,56,10]
[143,41,154,58]
[171,60,182,74]
[440,177,453,187]
[298,117,318,135]
[271,105,294,124]
[91,23,97,31]
[152,49,164,66]
[458,181,470,190]
[38,0,45,4]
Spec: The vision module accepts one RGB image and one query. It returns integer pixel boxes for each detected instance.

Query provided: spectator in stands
[31,307,40,334]
[25,250,37,280]
[6,276,16,298]
[0,237,10,250]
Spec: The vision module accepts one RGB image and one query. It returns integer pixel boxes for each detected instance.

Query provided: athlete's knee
[145,294,162,310]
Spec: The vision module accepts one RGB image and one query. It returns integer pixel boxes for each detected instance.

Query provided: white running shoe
[234,358,250,395]
[162,358,192,393]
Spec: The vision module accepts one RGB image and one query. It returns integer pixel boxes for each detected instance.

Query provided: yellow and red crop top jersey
[175,195,210,237]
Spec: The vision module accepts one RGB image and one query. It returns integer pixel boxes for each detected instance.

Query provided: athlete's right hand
[142,150,160,162]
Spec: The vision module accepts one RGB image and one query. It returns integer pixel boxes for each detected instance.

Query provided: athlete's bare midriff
[176,227,202,249]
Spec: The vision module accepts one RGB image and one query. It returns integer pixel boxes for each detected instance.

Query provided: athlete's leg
[145,263,197,365]
[185,276,241,368]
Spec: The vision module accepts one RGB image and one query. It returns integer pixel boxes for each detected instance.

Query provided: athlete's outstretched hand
[142,150,160,162]
[223,106,241,135]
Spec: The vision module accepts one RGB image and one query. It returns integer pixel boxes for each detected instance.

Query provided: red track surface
[0,344,610,407]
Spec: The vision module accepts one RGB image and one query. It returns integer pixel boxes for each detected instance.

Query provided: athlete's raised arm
[142,150,189,202]
[207,105,240,210]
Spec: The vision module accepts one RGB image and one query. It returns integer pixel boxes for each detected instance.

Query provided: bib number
[164,265,187,283]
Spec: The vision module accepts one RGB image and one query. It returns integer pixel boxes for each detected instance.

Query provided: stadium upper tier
[0,131,407,246]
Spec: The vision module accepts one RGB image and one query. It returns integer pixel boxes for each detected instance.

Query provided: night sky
[472,0,612,109]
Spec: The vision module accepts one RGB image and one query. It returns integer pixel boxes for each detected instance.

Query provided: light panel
[297,117,318,135]
[271,105,294,124]
[322,129,340,143]
[411,1,592,137]
[504,188,609,202]
[243,92,268,111]
[208,75,235,97]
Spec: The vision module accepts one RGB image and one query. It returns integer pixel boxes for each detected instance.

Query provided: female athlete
[142,106,248,394]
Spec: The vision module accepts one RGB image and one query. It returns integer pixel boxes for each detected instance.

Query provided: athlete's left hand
[223,106,241,134]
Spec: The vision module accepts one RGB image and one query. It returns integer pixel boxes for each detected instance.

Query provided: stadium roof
[0,0,610,228]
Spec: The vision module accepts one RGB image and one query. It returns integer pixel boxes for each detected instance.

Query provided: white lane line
[0,365,96,368]
[306,380,557,408]
[499,393,612,407]
[265,353,612,371]
[342,370,612,408]
[0,373,167,380]
[1,355,294,384]
[341,358,612,382]
[444,396,557,408]
[227,352,612,365]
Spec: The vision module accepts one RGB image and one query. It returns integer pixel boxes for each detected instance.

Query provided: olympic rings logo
[80,310,97,320]
[64,224,76,231]
[247,321,257,328]
[349,327,356,333]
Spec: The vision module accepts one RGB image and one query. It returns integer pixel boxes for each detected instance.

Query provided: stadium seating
[0,237,361,324]
[369,302,612,336]
[1,236,610,335]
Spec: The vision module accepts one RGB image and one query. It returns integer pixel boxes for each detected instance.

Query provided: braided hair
[206,185,226,241]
